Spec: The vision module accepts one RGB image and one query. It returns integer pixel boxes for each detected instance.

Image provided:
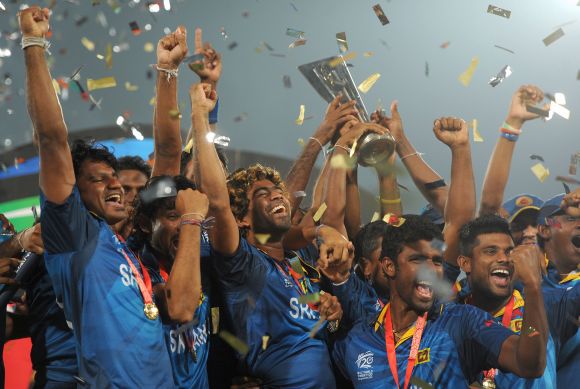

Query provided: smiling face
[463,233,515,301]
[76,160,127,225]
[118,169,149,214]
[149,199,180,262]
[243,179,292,236]
[384,239,444,313]
[542,214,580,273]
[510,209,539,246]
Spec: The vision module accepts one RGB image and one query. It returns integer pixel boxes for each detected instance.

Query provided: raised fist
[157,26,188,70]
[189,83,217,115]
[18,6,50,38]
[433,116,469,149]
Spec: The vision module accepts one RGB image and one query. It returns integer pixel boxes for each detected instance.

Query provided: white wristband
[21,36,51,55]
[332,275,351,286]
[153,65,179,82]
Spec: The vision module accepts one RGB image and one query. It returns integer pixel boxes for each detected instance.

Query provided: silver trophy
[298,55,395,167]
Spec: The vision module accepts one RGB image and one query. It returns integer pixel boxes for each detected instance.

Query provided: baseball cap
[420,204,444,226]
[502,194,543,223]
[537,193,566,225]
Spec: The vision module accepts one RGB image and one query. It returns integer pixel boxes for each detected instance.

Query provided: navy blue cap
[502,194,543,223]
[420,204,444,225]
[537,193,566,225]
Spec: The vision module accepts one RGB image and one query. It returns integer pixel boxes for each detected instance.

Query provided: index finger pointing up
[194,27,203,54]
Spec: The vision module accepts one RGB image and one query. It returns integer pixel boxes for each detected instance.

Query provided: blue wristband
[500,132,518,142]
[209,98,219,124]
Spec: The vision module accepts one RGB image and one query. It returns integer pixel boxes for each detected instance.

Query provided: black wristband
[424,179,446,190]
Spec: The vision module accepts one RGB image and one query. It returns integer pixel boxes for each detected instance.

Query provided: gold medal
[482,377,496,389]
[144,303,159,320]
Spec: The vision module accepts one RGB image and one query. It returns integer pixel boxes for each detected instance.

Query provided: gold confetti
[261,335,270,351]
[168,109,182,119]
[124,82,139,92]
[358,73,381,94]
[219,331,249,356]
[86,76,117,91]
[183,139,193,153]
[298,292,320,305]
[297,138,305,147]
[309,317,325,338]
[81,37,95,51]
[330,154,356,170]
[149,96,156,106]
[52,79,61,95]
[254,234,271,244]
[543,28,565,47]
[458,57,479,87]
[211,307,219,334]
[350,138,358,158]
[371,212,380,222]
[105,43,112,69]
[471,119,484,142]
[531,163,550,182]
[295,104,305,125]
[363,51,374,57]
[144,42,155,53]
[312,203,327,222]
[329,52,357,67]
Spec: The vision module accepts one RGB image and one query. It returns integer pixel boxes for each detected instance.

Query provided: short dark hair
[354,221,389,265]
[118,155,151,178]
[459,215,512,257]
[70,139,117,177]
[180,145,229,175]
[380,215,443,264]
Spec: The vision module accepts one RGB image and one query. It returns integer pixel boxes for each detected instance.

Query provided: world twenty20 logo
[356,351,374,369]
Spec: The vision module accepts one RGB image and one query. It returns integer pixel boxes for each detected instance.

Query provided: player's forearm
[321,149,348,236]
[377,164,403,216]
[515,285,548,377]
[286,139,323,212]
[165,225,201,323]
[152,71,182,177]
[312,158,331,209]
[479,136,516,216]
[344,169,361,239]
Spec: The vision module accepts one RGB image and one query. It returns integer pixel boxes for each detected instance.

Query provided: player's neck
[389,296,419,333]
[249,231,285,262]
[471,290,512,315]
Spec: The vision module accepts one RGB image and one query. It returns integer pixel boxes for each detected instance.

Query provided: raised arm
[374,102,448,214]
[432,117,475,267]
[190,84,239,256]
[498,245,548,377]
[479,85,545,216]
[21,7,74,204]
[151,27,188,177]
[286,96,357,214]
[376,153,403,217]
[161,189,208,323]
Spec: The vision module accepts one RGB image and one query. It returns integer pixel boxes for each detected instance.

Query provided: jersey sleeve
[210,236,267,289]
[443,261,461,284]
[544,283,580,347]
[331,273,381,328]
[40,186,99,254]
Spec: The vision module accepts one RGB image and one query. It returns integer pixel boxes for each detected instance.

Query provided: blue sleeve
[443,262,461,284]
[544,283,580,346]
[40,186,99,254]
[331,273,381,327]
[210,237,267,289]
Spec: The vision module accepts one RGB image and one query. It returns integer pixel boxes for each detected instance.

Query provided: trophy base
[357,133,396,167]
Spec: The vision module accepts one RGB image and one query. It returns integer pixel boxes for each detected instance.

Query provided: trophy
[298,55,396,167]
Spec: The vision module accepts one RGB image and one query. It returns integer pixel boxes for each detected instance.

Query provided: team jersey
[25,257,77,386]
[332,301,514,388]
[141,241,212,389]
[211,237,336,388]
[40,187,173,388]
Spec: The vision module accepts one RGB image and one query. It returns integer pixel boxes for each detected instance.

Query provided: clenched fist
[18,6,50,38]
[433,116,469,149]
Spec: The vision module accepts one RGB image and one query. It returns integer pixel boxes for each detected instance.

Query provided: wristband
[380,197,401,204]
[153,65,179,81]
[333,144,351,154]
[21,36,51,55]
[400,151,422,161]
[181,219,203,227]
[331,275,351,286]
[209,98,219,124]
[181,212,206,220]
[500,132,519,142]
[424,179,446,190]
[501,120,521,133]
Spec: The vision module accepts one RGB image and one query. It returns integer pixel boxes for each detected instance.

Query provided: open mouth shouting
[268,204,288,217]
[489,266,512,289]
[105,192,124,210]
[415,280,433,301]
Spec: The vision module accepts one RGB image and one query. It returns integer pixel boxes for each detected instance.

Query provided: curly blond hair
[227,163,287,221]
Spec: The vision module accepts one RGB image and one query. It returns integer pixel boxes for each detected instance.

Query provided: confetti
[330,154,356,170]
[289,39,307,48]
[211,307,219,334]
[531,163,550,183]
[556,176,580,185]
[425,61,429,77]
[526,104,550,117]
[471,119,484,142]
[52,79,61,95]
[105,44,112,69]
[398,183,409,192]
[270,53,286,58]
[487,5,511,19]
[494,45,515,54]
[254,234,270,244]
[312,203,327,222]
[81,37,95,51]
[86,76,117,91]
[89,95,102,111]
[530,154,544,162]
[129,21,141,36]
[543,28,564,46]
[261,335,270,351]
[295,104,305,125]
[219,331,249,356]
[370,212,380,222]
[563,182,571,194]
[358,73,381,94]
[234,113,248,123]
[577,70,580,81]
[293,191,306,198]
[144,42,154,52]
[75,16,89,27]
[168,109,181,119]
[336,32,348,53]
[569,153,579,175]
[0,2,5,11]
[440,41,450,49]
[228,42,238,50]
[286,28,305,39]
[297,138,305,147]
[363,51,374,57]
[489,65,512,87]
[458,57,479,87]
[220,27,228,40]
[372,4,390,25]
[328,52,357,68]
[298,293,320,305]
[549,101,570,120]
[309,317,325,338]
[283,75,292,88]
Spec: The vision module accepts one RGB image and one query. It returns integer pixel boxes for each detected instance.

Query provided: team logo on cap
[515,196,533,208]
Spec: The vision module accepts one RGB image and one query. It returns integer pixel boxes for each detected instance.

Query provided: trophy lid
[357,132,396,167]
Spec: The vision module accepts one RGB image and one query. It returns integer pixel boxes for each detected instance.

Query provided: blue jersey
[25,257,77,386]
[40,187,173,388]
[211,237,335,388]
[141,242,211,389]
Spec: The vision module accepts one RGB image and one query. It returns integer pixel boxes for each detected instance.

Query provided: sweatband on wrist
[501,121,521,133]
[21,36,51,55]
[500,132,519,142]
[209,98,219,124]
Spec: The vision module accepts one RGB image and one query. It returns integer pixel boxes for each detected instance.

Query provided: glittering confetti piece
[471,119,484,142]
[309,317,325,338]
[89,95,102,111]
[254,234,270,244]
[210,307,219,334]
[531,163,550,182]
[330,154,357,170]
[283,75,292,88]
[124,82,138,92]
[144,42,154,52]
[286,28,305,39]
[295,104,305,125]
[86,76,117,91]
[298,292,320,305]
[336,32,348,53]
[543,28,564,46]
[551,92,566,105]
[270,53,286,58]
[398,183,409,192]
[228,41,238,50]
[0,2,6,11]
[294,190,306,198]
[487,5,511,19]
[372,4,390,25]
[289,38,306,48]
[577,70,580,80]
[530,154,544,162]
[313,203,327,222]
[494,45,515,54]
[52,79,61,95]
[425,61,429,77]
[458,57,479,87]
[371,212,380,222]
[358,73,381,94]
[489,65,512,87]
[526,104,550,117]
[261,335,270,351]
[129,21,141,36]
[297,138,305,147]
[350,138,358,158]
[440,41,450,49]
[363,51,374,57]
[219,331,249,356]
[549,101,570,120]
[105,44,112,69]
[219,27,228,40]
[234,112,248,122]
[81,37,95,51]
[168,109,182,120]
[329,52,357,67]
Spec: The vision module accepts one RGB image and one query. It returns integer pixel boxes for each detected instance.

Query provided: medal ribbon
[384,304,428,389]
[483,294,515,383]
[116,236,155,310]
[274,258,317,310]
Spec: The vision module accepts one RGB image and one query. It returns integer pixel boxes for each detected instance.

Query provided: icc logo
[356,351,374,369]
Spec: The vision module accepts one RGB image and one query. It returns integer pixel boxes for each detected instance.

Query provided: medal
[482,377,496,389]
[144,302,159,320]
